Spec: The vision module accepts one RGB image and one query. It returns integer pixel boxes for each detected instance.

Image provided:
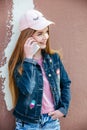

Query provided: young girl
[8,9,71,130]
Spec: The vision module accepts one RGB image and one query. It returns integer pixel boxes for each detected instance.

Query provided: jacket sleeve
[13,58,37,95]
[56,54,71,116]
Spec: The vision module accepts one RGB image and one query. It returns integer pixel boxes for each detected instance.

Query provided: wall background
[0,0,87,130]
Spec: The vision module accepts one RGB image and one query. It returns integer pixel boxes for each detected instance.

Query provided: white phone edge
[32,42,40,55]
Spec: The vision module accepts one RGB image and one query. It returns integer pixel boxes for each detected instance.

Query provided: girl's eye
[37,30,49,36]
[37,33,42,36]
[46,30,49,33]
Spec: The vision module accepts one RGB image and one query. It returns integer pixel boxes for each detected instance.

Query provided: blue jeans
[15,114,60,130]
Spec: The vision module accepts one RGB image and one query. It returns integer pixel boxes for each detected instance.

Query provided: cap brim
[30,17,55,30]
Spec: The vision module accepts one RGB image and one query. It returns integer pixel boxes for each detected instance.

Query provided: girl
[8,9,71,130]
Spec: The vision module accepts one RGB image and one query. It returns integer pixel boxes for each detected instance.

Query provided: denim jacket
[13,50,71,123]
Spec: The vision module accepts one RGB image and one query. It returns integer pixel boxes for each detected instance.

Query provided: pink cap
[19,9,54,31]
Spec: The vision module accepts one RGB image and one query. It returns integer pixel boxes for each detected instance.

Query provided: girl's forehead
[36,27,48,33]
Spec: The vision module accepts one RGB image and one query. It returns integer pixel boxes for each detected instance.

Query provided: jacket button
[43,60,46,63]
[53,88,56,91]
[50,59,52,63]
[48,74,51,77]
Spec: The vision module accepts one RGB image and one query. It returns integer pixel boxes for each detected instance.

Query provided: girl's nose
[43,33,49,39]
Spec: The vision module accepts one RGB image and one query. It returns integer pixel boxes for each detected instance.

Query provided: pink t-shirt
[36,58,54,114]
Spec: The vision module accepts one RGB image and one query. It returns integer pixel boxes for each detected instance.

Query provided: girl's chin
[40,45,46,49]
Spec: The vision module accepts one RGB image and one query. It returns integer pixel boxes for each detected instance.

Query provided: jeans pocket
[15,121,23,130]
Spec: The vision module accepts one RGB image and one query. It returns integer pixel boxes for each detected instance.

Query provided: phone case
[32,42,40,55]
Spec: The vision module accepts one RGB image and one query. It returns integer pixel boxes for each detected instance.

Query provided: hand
[24,37,37,58]
[48,110,64,120]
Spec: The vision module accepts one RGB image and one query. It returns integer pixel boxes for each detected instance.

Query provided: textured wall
[0,0,87,130]
[0,1,14,129]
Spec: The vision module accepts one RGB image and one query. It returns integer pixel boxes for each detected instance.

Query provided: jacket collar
[41,50,51,60]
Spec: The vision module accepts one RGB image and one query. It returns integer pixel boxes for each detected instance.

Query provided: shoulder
[50,52,60,61]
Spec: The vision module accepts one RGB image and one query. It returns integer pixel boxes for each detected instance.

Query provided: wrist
[23,58,37,65]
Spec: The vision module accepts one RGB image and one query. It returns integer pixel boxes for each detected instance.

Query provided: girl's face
[33,27,49,49]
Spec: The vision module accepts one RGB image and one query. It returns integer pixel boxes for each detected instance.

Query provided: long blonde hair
[8,27,61,107]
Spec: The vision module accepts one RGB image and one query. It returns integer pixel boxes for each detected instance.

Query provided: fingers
[25,37,35,45]
[48,111,55,116]
[48,111,57,120]
[52,115,58,120]
[24,37,39,58]
[48,110,64,120]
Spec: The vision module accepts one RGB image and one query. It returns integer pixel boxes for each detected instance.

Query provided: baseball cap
[19,9,54,31]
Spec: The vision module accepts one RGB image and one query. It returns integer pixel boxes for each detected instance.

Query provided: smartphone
[32,42,40,55]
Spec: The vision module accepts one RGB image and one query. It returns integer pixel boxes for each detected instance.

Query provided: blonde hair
[8,27,61,107]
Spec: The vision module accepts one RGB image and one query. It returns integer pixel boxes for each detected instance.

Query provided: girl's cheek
[33,36,42,42]
[36,36,43,42]
[45,33,49,39]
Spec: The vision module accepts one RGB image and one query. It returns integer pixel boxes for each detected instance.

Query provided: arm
[13,58,37,95]
[58,54,71,116]
[14,37,40,95]
[49,53,71,119]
